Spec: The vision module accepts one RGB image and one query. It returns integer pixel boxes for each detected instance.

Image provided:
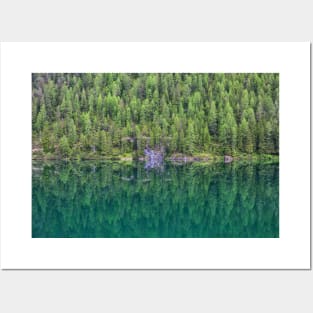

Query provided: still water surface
[32,160,279,238]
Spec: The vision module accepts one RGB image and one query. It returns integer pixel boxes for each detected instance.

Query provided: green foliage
[35,102,46,132]
[186,120,196,154]
[32,73,279,159]
[42,122,54,153]
[59,135,71,157]
[67,118,77,146]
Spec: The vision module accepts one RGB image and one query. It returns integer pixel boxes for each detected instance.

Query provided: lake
[32,160,279,238]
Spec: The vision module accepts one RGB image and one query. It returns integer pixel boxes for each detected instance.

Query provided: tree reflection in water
[32,161,279,238]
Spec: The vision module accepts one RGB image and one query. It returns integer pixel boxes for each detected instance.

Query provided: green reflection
[32,161,279,238]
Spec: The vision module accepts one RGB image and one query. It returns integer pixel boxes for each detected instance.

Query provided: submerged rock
[121,176,134,181]
[224,155,233,163]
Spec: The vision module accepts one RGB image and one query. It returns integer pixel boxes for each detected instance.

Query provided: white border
[0,42,310,269]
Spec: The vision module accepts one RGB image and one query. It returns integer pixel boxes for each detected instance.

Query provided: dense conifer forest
[32,73,279,160]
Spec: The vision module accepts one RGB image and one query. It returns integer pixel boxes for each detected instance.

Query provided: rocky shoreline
[32,150,278,164]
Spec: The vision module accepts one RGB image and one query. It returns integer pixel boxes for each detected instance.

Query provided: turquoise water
[32,160,279,238]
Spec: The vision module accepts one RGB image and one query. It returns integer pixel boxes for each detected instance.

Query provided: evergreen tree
[208,101,218,137]
[59,135,71,157]
[202,125,211,151]
[239,118,253,154]
[67,118,77,146]
[35,102,46,132]
[186,120,196,154]
[42,122,53,153]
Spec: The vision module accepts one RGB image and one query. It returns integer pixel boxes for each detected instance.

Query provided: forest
[32,73,279,160]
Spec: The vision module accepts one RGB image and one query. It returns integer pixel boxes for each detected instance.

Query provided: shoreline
[32,153,279,163]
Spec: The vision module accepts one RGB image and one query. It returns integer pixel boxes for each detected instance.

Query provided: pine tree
[81,112,91,135]
[202,125,211,151]
[239,118,253,154]
[186,120,196,154]
[264,121,274,154]
[67,118,77,146]
[59,135,71,157]
[208,101,217,137]
[42,122,53,153]
[35,103,46,132]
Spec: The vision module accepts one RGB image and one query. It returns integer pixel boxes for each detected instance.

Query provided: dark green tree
[59,135,71,157]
